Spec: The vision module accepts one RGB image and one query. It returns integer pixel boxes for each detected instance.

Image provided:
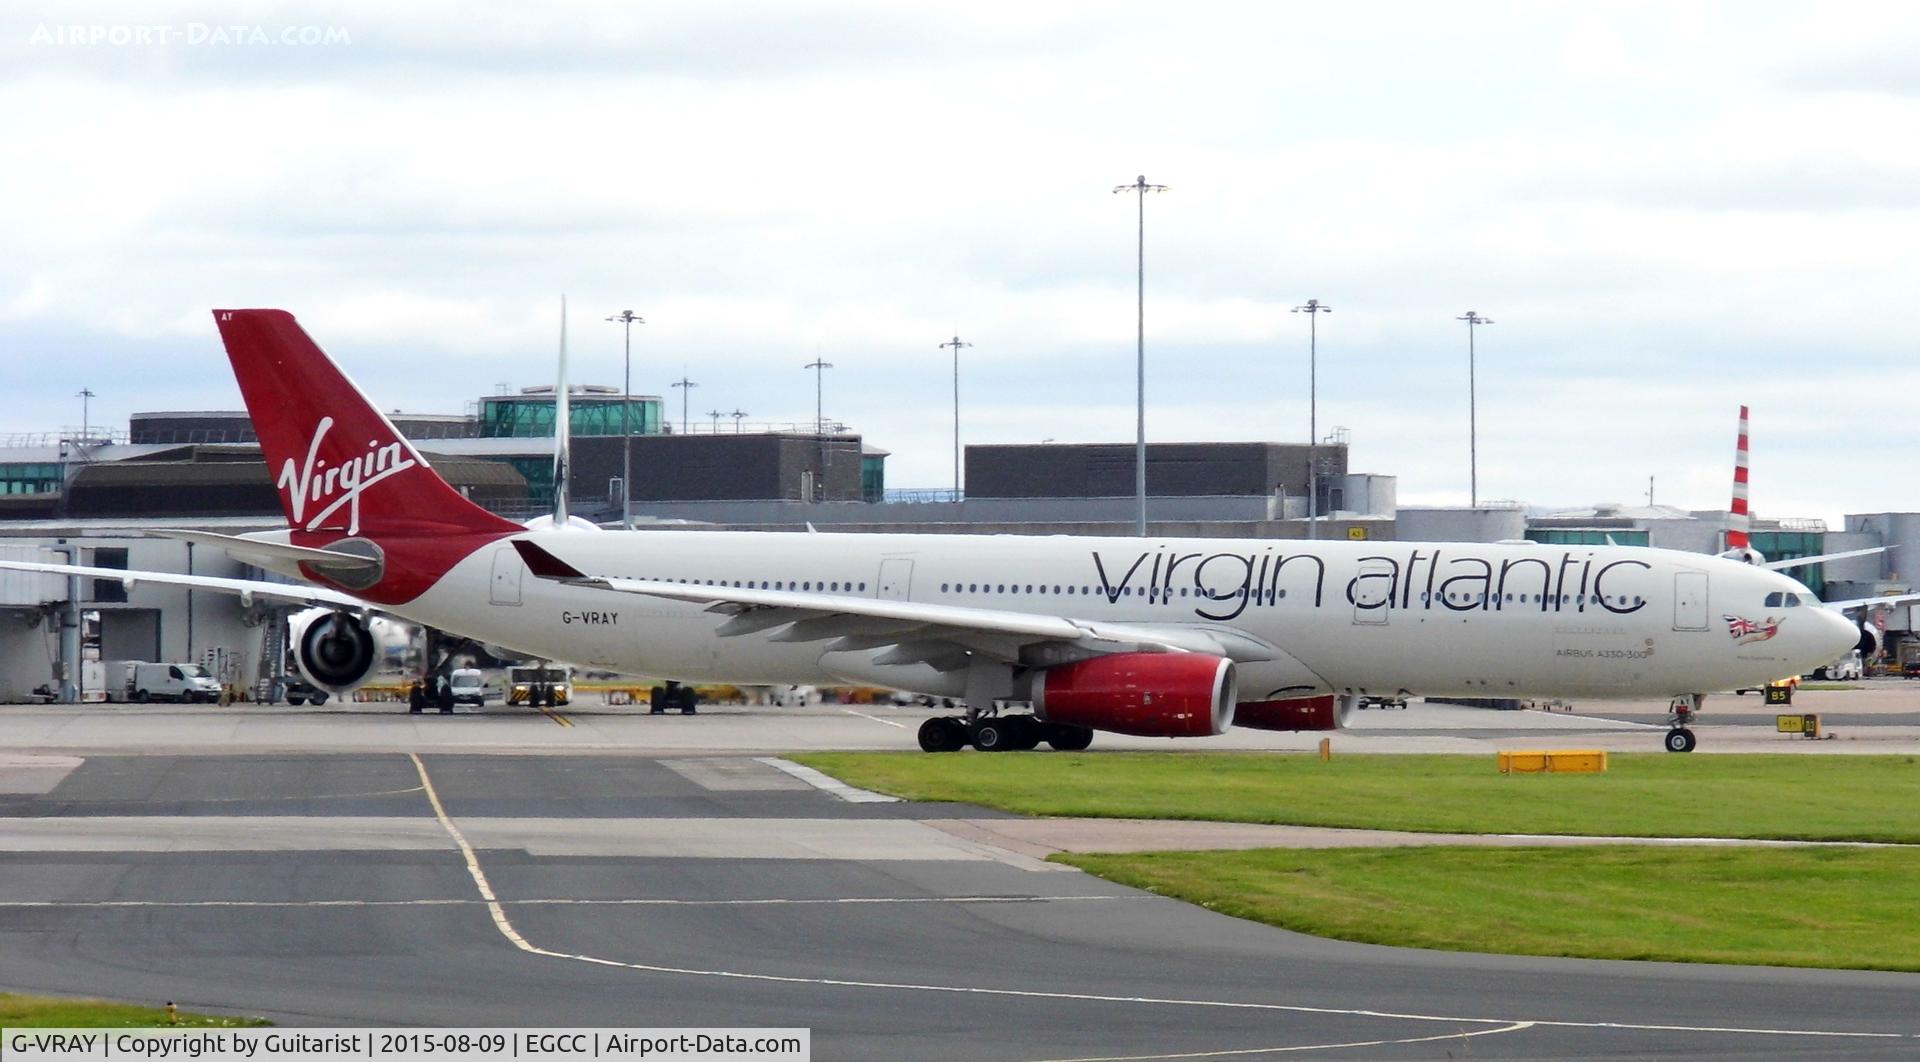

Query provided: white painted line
[1030,1022,1538,1061]
[755,756,901,802]
[404,755,1912,1043]
[839,707,907,729]
[0,895,1137,910]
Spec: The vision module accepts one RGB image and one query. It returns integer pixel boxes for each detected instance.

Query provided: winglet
[513,539,588,580]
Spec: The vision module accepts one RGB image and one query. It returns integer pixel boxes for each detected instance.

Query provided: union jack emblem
[1723,614,1781,645]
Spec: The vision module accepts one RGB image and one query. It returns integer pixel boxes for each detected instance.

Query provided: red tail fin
[213,309,519,539]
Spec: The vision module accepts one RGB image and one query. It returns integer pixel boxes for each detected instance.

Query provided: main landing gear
[1664,694,1702,753]
[917,710,1093,753]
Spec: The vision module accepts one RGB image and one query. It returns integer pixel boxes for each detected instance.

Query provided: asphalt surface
[2,749,1918,1059]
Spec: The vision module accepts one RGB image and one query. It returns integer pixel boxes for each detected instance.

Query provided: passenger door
[490,547,523,606]
[1672,571,1708,631]
[877,558,913,601]
[1351,559,1393,626]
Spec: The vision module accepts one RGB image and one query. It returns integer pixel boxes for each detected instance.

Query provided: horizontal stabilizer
[149,529,382,574]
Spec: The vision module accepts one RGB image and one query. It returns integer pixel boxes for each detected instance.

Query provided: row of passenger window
[932,582,1645,609]
[1431,591,1646,607]
[938,582,1288,600]
[631,576,868,593]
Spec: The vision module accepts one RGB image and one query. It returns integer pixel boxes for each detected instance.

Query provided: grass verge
[0,992,268,1027]
[791,751,1920,842]
[1057,846,1920,971]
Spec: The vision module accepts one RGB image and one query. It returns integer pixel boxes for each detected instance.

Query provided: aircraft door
[877,558,913,601]
[490,547,524,606]
[1351,559,1393,626]
[1672,571,1708,631]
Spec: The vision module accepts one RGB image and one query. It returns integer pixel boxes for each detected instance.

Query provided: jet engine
[1234,694,1352,732]
[288,607,423,694]
[1856,621,1883,659]
[1031,653,1235,738]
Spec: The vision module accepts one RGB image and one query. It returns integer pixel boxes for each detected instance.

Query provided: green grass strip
[0,993,268,1028]
[792,751,1920,842]
[1057,846,1920,971]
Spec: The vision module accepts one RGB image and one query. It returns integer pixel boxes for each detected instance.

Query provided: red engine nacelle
[1032,653,1236,738]
[1234,694,1351,732]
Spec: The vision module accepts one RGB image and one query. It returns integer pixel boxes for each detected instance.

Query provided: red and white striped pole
[1728,404,1751,552]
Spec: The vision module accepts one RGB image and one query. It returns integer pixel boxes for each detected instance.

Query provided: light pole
[1290,300,1330,538]
[1114,174,1167,537]
[938,335,971,497]
[75,388,95,442]
[1456,311,1494,507]
[670,373,697,433]
[603,311,642,528]
[730,409,748,433]
[706,409,723,432]
[803,358,833,434]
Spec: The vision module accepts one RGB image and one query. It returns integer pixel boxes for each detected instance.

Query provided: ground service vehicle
[281,677,329,705]
[1810,651,1863,681]
[449,668,487,705]
[130,662,222,703]
[509,666,572,707]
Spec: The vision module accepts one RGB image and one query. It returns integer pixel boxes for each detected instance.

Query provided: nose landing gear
[1664,694,1702,753]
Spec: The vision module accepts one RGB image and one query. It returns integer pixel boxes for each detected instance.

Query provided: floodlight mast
[1291,299,1331,538]
[670,373,697,434]
[1456,311,1494,507]
[1114,174,1167,537]
[604,310,643,528]
[938,335,971,496]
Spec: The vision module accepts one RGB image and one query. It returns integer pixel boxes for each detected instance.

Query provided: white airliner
[0,311,1866,753]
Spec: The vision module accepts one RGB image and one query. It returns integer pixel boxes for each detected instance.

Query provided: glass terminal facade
[0,463,63,495]
[480,394,663,439]
[1526,528,1651,547]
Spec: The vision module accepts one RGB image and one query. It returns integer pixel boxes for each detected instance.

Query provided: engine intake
[1234,694,1351,732]
[1858,623,1883,659]
[295,610,377,691]
[1033,653,1235,738]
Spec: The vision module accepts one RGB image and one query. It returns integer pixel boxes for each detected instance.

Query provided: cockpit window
[1764,592,1783,608]
[1785,594,1802,608]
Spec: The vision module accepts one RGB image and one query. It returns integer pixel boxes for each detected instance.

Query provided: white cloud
[0,0,1916,524]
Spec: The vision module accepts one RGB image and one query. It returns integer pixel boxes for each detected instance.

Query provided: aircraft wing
[0,558,363,610]
[1762,546,1891,572]
[1823,590,1920,613]
[511,540,1280,665]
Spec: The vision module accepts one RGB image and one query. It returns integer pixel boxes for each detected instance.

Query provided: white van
[131,662,223,703]
[449,668,488,706]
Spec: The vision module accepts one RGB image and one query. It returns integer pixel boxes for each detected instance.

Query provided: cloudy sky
[2,1,1916,525]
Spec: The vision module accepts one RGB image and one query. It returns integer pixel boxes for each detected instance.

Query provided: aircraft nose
[1816,608,1860,658]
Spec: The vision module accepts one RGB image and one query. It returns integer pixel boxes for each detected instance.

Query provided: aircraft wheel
[312,692,328,706]
[1046,724,1094,752]
[971,719,1015,752]
[1006,715,1042,751]
[917,716,964,753]
[1665,728,1696,753]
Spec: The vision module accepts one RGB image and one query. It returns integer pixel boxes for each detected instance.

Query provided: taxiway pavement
[1,744,1917,1059]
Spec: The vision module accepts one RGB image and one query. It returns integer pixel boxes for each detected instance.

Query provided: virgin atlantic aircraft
[0,310,1866,753]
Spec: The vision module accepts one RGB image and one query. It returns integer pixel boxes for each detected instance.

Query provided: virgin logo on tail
[277,416,418,534]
